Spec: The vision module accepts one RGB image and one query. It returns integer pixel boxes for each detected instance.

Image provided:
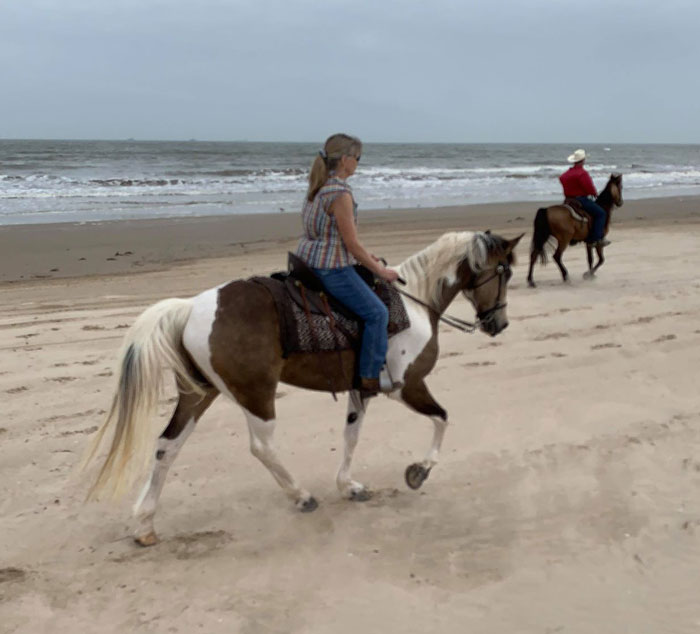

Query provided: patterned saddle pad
[250,272,410,358]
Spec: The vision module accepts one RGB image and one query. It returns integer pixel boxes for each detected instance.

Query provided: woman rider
[295,133,399,397]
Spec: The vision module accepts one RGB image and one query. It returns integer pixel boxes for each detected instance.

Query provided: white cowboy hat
[567,148,587,163]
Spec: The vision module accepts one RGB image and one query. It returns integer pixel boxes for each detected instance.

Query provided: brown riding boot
[359,377,380,398]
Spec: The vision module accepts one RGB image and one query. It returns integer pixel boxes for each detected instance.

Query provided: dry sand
[1,198,700,633]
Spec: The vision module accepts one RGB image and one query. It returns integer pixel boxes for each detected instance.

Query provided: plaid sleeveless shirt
[295,177,358,269]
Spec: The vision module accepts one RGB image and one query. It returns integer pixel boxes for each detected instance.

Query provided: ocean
[1,140,699,225]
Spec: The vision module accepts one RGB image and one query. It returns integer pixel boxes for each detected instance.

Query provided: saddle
[250,253,410,359]
[563,197,591,223]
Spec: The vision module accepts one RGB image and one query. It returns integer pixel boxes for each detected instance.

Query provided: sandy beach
[2,197,700,633]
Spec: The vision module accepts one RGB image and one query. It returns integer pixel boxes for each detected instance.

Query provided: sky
[1,0,699,143]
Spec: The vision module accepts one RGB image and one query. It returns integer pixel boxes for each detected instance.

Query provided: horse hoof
[405,464,431,490]
[583,272,594,280]
[298,496,319,513]
[134,531,158,547]
[350,488,373,502]
[527,280,536,288]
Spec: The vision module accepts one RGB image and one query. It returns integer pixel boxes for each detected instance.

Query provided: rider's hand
[378,267,399,283]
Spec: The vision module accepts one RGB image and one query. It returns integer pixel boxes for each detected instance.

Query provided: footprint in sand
[591,343,622,350]
[58,425,99,437]
[461,361,496,368]
[6,386,28,394]
[534,332,570,341]
[45,376,77,383]
[652,334,676,343]
[82,325,105,331]
[0,567,27,583]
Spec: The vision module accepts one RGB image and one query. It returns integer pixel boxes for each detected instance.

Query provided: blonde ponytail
[307,154,329,201]
[306,133,362,202]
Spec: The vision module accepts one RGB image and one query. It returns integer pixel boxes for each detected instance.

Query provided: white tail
[83,298,204,500]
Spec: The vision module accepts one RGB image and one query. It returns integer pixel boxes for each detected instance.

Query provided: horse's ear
[505,233,525,254]
[485,229,492,235]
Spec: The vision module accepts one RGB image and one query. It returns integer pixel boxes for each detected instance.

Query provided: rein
[393,263,509,334]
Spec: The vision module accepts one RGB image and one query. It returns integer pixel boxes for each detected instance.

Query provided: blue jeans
[312,266,388,379]
[576,196,606,243]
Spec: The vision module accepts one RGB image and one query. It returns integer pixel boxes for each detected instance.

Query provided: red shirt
[559,165,597,198]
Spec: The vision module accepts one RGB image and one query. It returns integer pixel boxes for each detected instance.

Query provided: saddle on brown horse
[250,253,410,359]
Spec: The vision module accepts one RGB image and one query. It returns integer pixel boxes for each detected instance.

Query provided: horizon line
[1,137,699,146]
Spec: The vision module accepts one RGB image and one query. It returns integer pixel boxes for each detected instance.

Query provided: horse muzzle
[477,305,508,337]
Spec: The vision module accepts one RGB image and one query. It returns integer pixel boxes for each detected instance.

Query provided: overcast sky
[2,0,699,143]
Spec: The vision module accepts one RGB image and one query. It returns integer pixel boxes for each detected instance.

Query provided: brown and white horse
[84,231,522,546]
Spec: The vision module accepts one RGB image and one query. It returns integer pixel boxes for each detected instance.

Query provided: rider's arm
[330,193,398,282]
[580,170,598,197]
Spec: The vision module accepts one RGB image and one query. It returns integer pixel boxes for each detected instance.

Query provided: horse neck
[595,186,614,213]
[397,252,463,316]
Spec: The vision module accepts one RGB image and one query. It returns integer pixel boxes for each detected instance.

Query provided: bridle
[468,262,510,328]
[394,261,511,334]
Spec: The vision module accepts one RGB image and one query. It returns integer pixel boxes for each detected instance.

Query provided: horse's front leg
[393,380,448,490]
[591,243,605,275]
[336,391,372,501]
[583,243,595,279]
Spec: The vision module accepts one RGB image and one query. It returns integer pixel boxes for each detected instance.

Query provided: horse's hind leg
[133,385,219,546]
[336,391,372,501]
[553,240,571,283]
[527,249,539,288]
[393,379,448,490]
[244,406,318,512]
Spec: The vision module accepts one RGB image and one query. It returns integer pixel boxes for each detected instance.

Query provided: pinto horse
[527,173,623,287]
[84,230,522,546]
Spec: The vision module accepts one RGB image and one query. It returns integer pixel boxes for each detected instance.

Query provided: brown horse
[83,230,523,546]
[527,173,623,287]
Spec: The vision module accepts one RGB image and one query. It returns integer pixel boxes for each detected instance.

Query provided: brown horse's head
[457,232,523,336]
[607,173,624,207]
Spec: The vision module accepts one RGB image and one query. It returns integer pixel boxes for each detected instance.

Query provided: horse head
[609,173,624,207]
[457,232,523,336]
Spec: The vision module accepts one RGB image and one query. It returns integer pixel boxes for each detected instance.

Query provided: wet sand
[1,197,700,633]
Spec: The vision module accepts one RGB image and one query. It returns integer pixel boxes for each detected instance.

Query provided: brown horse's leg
[394,379,448,490]
[585,243,605,278]
[527,249,539,288]
[133,385,219,546]
[583,243,594,278]
[552,239,571,283]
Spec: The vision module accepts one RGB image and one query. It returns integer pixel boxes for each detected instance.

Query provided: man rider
[559,149,611,247]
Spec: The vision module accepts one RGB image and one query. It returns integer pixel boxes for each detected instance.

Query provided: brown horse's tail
[531,207,550,264]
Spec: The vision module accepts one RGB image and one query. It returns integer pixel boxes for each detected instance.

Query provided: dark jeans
[312,266,388,379]
[576,196,606,243]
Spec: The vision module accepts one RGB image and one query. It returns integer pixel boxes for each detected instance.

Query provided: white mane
[397,231,494,308]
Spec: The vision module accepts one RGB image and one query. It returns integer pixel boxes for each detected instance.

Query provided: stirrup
[379,366,403,393]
